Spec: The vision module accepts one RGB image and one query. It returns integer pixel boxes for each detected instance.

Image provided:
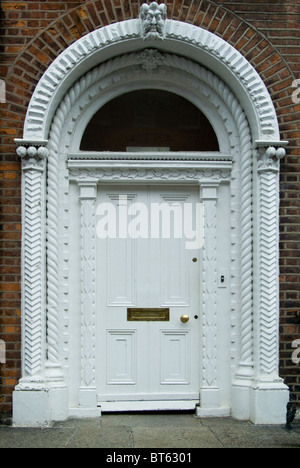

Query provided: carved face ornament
[140,2,167,40]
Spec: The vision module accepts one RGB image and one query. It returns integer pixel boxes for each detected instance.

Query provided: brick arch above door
[5,1,293,147]
[5,0,292,98]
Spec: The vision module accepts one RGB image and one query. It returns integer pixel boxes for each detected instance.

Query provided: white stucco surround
[13,10,290,426]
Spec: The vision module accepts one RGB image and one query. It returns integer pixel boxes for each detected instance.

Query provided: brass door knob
[180,314,189,323]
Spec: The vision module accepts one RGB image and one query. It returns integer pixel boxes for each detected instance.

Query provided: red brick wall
[1,0,299,418]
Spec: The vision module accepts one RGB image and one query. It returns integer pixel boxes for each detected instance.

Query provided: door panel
[96,185,200,407]
[106,194,136,306]
[160,330,190,385]
[106,330,137,385]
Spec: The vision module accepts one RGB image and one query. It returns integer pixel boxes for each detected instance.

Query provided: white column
[13,141,69,426]
[197,182,223,416]
[13,143,50,426]
[250,143,289,424]
[77,180,101,417]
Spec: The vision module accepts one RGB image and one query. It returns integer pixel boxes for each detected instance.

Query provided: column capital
[78,179,98,200]
[200,182,220,200]
[16,139,49,171]
[254,140,288,172]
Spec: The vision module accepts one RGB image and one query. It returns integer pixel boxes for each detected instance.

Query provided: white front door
[96,185,201,411]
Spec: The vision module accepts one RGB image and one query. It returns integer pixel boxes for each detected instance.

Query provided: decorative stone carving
[52,51,252,420]
[259,169,279,376]
[16,142,49,385]
[200,184,219,406]
[22,20,279,141]
[140,2,167,40]
[256,145,286,172]
[17,144,49,170]
[44,51,241,422]
[46,143,60,374]
[236,141,290,424]
[68,160,232,183]
[138,49,164,72]
[255,143,287,377]
[78,181,98,408]
[236,119,254,379]
[14,31,290,423]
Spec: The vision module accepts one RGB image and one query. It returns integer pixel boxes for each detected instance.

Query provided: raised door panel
[106,330,137,385]
[105,194,136,306]
[160,330,190,385]
[150,192,191,307]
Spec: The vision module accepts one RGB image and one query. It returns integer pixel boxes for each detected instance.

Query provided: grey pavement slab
[0,414,299,449]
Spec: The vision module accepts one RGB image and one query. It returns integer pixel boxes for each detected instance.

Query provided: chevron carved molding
[255,143,287,378]
[16,143,49,381]
[23,19,278,141]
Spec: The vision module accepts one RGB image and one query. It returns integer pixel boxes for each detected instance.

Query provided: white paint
[96,186,201,408]
[13,10,289,426]
[0,339,6,364]
[140,2,167,40]
[0,79,6,103]
[22,19,279,143]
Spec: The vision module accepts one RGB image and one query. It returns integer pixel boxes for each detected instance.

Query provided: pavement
[0,413,299,449]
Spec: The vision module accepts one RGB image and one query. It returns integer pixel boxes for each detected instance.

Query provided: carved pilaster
[16,142,48,387]
[254,142,286,380]
[198,183,220,412]
[45,139,61,381]
[244,141,290,424]
[78,180,98,408]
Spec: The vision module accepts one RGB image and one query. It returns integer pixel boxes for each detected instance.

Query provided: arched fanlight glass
[80,89,219,152]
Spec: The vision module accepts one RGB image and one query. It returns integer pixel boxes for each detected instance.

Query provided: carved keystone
[140,2,167,40]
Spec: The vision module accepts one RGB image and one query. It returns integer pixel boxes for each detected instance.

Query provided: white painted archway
[20,18,280,143]
[13,9,289,426]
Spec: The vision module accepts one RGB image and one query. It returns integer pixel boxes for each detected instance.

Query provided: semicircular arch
[45,49,253,379]
[60,51,239,155]
[22,18,280,144]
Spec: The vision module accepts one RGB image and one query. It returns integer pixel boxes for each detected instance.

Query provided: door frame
[94,183,205,412]
[14,16,289,426]
[69,159,232,413]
